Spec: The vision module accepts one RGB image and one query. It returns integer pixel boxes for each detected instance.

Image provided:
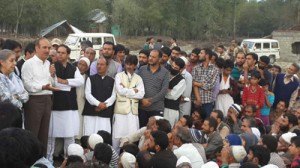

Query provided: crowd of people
[0,36,299,168]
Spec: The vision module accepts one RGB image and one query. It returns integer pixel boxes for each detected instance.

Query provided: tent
[39,20,84,37]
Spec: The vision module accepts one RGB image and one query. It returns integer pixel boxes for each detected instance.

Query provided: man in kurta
[83,57,116,135]
[47,45,84,162]
[112,55,145,153]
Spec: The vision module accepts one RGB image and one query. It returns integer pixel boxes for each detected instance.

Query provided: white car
[241,39,280,64]
[64,33,116,61]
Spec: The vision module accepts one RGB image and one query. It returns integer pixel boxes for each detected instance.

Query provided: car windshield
[242,41,254,48]
[64,36,79,46]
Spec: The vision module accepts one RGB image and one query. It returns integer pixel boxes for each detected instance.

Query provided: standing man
[160,47,172,70]
[257,55,273,87]
[163,58,186,126]
[83,57,116,135]
[186,48,200,73]
[273,63,299,109]
[112,55,145,153]
[179,56,193,117]
[17,42,35,78]
[231,51,245,104]
[192,48,219,118]
[241,52,258,85]
[135,49,149,73]
[22,37,58,155]
[138,49,169,127]
[47,44,84,162]
[217,45,230,60]
[90,42,122,78]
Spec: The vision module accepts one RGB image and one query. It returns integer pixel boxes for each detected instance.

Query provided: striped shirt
[192,63,219,104]
[138,65,169,111]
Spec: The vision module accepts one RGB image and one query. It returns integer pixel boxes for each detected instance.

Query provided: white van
[64,33,116,61]
[241,39,280,64]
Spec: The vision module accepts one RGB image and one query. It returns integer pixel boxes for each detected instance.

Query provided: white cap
[51,38,62,46]
[251,127,261,140]
[179,56,188,66]
[201,161,219,168]
[67,144,84,157]
[121,152,136,168]
[281,132,297,144]
[176,156,191,167]
[261,164,279,168]
[80,57,91,67]
[231,145,247,162]
[88,134,103,150]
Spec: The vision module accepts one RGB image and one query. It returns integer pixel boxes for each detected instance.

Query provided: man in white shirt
[112,55,145,153]
[163,58,186,126]
[179,56,192,117]
[172,126,204,168]
[22,37,59,155]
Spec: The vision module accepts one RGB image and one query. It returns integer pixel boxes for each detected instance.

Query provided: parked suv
[64,33,116,61]
[241,39,280,64]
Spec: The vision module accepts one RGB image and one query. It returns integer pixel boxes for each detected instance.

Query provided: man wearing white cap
[76,57,90,138]
[220,145,247,168]
[179,56,193,117]
[226,104,242,134]
[120,152,136,168]
[278,132,297,166]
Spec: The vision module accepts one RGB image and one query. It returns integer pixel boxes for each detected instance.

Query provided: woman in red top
[242,71,265,118]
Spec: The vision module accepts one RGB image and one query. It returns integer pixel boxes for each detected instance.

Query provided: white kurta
[112,72,145,139]
[48,68,84,137]
[179,69,192,117]
[76,74,87,138]
[163,77,186,127]
[83,116,111,135]
[215,75,234,117]
[48,110,80,137]
[84,75,116,135]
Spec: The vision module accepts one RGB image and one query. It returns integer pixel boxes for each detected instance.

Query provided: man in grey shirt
[138,49,169,127]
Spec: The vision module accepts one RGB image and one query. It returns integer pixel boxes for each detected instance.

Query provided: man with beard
[226,104,242,134]
[231,52,245,104]
[257,56,273,87]
[163,58,186,126]
[89,41,122,78]
[231,52,246,82]
[246,145,271,167]
[201,117,223,160]
[138,49,169,127]
[273,63,300,109]
[147,130,177,168]
[277,132,297,166]
[241,104,266,135]
[160,47,172,71]
[168,46,181,66]
[279,113,299,134]
[192,48,219,118]
[186,48,200,73]
[135,49,149,73]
